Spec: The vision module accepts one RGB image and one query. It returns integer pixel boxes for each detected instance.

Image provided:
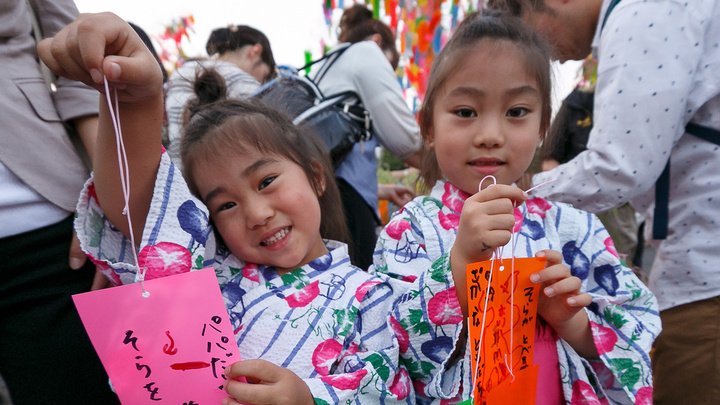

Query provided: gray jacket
[0,0,98,212]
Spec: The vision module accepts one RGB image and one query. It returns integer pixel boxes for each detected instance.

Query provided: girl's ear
[537,128,545,145]
[426,127,435,148]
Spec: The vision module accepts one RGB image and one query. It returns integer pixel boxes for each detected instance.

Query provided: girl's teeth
[262,227,288,246]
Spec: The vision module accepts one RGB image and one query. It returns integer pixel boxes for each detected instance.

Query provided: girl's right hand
[37,12,163,103]
[224,359,314,405]
[451,183,527,266]
[449,184,527,315]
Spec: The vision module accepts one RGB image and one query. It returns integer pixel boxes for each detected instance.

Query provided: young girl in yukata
[373,12,661,404]
[37,12,439,405]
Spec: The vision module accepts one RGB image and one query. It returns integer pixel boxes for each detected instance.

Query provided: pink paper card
[73,268,240,404]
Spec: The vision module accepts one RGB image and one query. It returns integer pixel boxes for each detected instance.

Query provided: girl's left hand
[531,250,592,329]
[224,359,313,405]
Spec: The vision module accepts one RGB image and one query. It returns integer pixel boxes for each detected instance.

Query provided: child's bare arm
[38,13,165,242]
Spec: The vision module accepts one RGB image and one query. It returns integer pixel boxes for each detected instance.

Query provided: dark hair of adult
[181,69,350,246]
[206,25,277,78]
[485,0,554,16]
[417,10,553,191]
[338,4,374,40]
[338,5,400,69]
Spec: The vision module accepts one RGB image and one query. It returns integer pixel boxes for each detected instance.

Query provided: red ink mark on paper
[163,330,177,355]
[170,362,211,371]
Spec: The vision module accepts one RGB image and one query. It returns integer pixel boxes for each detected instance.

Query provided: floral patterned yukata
[74,153,442,404]
[373,180,661,404]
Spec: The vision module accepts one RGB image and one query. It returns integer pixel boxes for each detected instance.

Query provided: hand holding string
[37,12,163,103]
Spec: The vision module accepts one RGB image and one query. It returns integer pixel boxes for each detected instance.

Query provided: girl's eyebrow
[242,157,277,177]
[204,186,226,205]
[446,84,539,99]
[447,86,485,98]
[505,85,540,98]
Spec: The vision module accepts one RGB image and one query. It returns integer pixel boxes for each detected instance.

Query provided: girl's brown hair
[418,11,552,191]
[181,70,350,246]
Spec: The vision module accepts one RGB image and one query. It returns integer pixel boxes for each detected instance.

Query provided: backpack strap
[312,43,356,85]
[296,43,354,82]
[600,0,621,31]
[306,43,372,141]
[652,123,720,239]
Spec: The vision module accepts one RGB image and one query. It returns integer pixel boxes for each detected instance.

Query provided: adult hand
[378,184,414,206]
[68,230,87,271]
[68,231,110,291]
[541,159,560,171]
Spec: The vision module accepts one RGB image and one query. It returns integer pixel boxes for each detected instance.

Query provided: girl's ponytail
[184,68,228,123]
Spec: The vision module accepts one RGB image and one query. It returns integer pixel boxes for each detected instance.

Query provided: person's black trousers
[337,179,380,271]
[0,215,119,404]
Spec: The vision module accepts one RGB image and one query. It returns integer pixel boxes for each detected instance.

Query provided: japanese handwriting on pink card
[465,257,545,404]
[73,268,240,404]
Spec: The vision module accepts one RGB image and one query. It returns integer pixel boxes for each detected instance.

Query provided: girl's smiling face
[429,40,543,195]
[192,148,327,273]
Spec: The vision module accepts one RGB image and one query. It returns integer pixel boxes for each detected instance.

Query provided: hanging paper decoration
[74,269,242,404]
[304,49,314,74]
[320,1,482,110]
[155,14,196,74]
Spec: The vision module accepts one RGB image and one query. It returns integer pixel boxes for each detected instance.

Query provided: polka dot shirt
[533,0,720,311]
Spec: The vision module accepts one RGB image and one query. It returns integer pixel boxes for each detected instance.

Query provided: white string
[524,178,556,194]
[472,248,497,392]
[102,78,148,297]
[503,203,518,381]
[471,175,558,390]
[472,175,501,390]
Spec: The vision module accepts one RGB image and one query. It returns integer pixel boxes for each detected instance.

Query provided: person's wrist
[552,310,597,358]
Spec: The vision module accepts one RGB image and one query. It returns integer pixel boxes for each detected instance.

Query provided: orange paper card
[73,268,240,404]
[466,257,545,404]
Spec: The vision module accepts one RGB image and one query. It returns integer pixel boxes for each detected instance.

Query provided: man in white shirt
[488,1,720,403]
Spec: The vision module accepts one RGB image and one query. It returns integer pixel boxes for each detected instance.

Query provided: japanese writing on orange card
[73,268,240,404]
[465,257,544,404]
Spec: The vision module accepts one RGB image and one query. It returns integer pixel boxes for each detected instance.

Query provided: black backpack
[252,44,372,167]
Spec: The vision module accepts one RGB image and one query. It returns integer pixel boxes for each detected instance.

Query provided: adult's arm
[346,42,423,165]
[532,1,702,212]
[32,0,100,123]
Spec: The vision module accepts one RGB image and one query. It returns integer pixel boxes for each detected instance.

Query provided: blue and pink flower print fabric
[74,152,438,403]
[373,180,661,404]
